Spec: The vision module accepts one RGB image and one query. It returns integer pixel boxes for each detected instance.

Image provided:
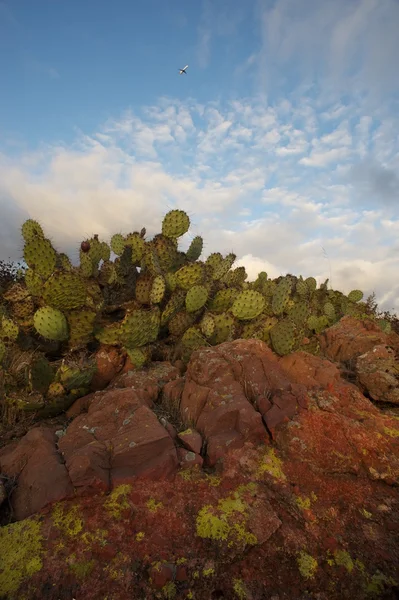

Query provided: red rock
[111,405,178,482]
[317,316,393,363]
[90,346,125,391]
[356,344,399,404]
[0,427,74,520]
[65,440,111,494]
[177,428,202,454]
[66,392,95,418]
[148,563,174,588]
[159,418,178,440]
[175,565,188,581]
[177,447,203,469]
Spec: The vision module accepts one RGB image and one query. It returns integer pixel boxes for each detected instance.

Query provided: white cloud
[0,90,398,315]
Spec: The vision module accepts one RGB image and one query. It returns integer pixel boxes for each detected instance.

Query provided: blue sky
[1,0,399,313]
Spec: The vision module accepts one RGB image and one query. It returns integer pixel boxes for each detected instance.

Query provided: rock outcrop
[0,317,398,599]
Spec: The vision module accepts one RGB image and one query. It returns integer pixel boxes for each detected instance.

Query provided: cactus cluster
[0,209,381,422]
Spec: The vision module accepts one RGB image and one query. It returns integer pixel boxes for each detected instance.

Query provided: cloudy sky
[1,0,399,313]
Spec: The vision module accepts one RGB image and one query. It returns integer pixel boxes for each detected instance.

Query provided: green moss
[0,517,44,597]
[297,551,318,580]
[103,484,132,519]
[52,502,84,536]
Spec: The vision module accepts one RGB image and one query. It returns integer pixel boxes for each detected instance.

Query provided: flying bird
[179,65,188,75]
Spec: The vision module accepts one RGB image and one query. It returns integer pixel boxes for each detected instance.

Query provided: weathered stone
[177,428,202,454]
[356,344,399,404]
[177,447,203,469]
[90,345,125,391]
[0,427,74,520]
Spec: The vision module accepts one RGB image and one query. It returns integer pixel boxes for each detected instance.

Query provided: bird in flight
[179,65,188,75]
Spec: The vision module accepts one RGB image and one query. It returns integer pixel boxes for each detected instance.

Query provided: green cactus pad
[160,289,186,326]
[209,312,236,345]
[305,277,317,293]
[270,320,296,356]
[111,233,126,256]
[205,252,223,271]
[0,340,6,363]
[79,251,94,278]
[23,237,57,279]
[33,306,69,341]
[296,279,309,297]
[222,266,247,287]
[119,308,160,348]
[1,317,19,341]
[175,263,204,290]
[150,275,166,304]
[185,285,208,313]
[57,253,73,271]
[181,327,206,349]
[347,289,363,303]
[272,278,291,315]
[287,302,309,326]
[186,236,203,262]
[126,347,150,369]
[162,209,190,238]
[211,253,236,281]
[208,288,238,313]
[231,290,265,320]
[24,269,44,296]
[29,356,55,394]
[168,311,195,337]
[2,283,30,303]
[94,323,121,345]
[323,302,336,321]
[43,271,86,311]
[21,219,44,242]
[200,313,216,338]
[153,235,178,270]
[125,232,146,263]
[67,309,97,348]
[135,273,153,304]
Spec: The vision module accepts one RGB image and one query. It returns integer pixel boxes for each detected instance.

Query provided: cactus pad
[231,290,265,320]
[33,306,69,341]
[162,209,190,238]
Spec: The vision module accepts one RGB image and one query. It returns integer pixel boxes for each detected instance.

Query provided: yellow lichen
[257,447,286,481]
[69,559,96,579]
[176,557,187,564]
[52,502,84,537]
[297,551,318,580]
[202,567,215,576]
[136,531,145,541]
[205,473,222,487]
[333,550,354,573]
[233,578,248,599]
[383,426,399,438]
[360,508,372,519]
[103,484,132,519]
[0,517,44,596]
[81,528,108,547]
[195,486,258,549]
[146,498,164,512]
[193,570,200,579]
[162,581,177,599]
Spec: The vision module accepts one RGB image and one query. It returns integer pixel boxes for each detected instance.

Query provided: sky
[1,0,399,314]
